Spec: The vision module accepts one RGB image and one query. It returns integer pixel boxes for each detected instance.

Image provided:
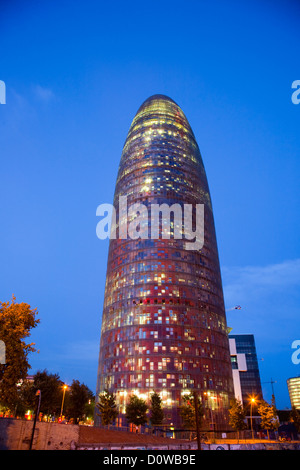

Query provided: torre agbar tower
[96,95,233,429]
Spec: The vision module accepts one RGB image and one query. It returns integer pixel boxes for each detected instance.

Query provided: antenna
[262,378,277,407]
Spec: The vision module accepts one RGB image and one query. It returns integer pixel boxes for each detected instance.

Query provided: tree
[179,392,204,430]
[0,295,39,411]
[125,394,148,427]
[96,390,118,427]
[66,380,94,423]
[16,372,95,422]
[149,391,164,426]
[84,396,95,424]
[4,370,62,418]
[228,398,247,440]
[31,370,64,417]
[271,394,280,430]
[257,396,279,439]
[290,406,300,433]
[16,377,36,417]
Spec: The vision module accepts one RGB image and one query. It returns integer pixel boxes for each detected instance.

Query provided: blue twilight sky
[0,0,299,409]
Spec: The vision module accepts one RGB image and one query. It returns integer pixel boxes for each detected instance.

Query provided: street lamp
[193,391,201,451]
[29,390,41,450]
[60,384,68,420]
[250,397,256,440]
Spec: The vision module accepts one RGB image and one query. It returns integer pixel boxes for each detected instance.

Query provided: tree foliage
[31,369,63,416]
[125,394,148,426]
[257,396,279,437]
[228,398,247,434]
[0,295,39,410]
[96,390,118,426]
[66,380,94,423]
[290,406,300,432]
[4,369,94,421]
[149,391,164,426]
[179,392,204,430]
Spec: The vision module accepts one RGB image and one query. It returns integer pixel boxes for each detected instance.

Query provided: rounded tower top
[135,94,181,115]
[140,94,178,105]
[128,94,195,143]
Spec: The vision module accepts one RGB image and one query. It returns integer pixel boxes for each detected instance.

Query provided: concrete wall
[75,442,300,451]
[0,418,79,450]
[1,418,300,451]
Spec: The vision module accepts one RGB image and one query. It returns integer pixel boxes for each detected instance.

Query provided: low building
[287,376,300,410]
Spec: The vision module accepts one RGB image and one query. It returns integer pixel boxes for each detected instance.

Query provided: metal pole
[211,406,215,440]
[29,390,41,450]
[60,385,67,419]
[250,401,254,440]
[193,391,201,450]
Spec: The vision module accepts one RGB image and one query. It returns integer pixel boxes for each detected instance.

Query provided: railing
[92,424,300,443]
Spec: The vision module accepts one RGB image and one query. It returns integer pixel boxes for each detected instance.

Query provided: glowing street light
[60,384,68,419]
[250,397,256,439]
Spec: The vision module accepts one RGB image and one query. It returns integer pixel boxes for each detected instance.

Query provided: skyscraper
[96,95,233,428]
[229,334,263,417]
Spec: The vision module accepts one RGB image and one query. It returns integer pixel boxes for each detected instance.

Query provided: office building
[287,376,300,410]
[96,95,234,428]
[229,334,263,411]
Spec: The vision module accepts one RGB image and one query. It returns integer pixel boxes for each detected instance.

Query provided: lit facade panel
[287,377,300,410]
[96,95,234,427]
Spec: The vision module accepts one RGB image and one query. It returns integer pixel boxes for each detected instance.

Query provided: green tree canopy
[13,371,95,421]
[228,398,247,435]
[125,394,148,427]
[0,295,39,411]
[179,392,204,430]
[32,369,63,416]
[257,396,279,438]
[149,391,164,426]
[66,380,94,423]
[96,390,118,426]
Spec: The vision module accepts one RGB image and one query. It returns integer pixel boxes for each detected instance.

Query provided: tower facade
[96,95,233,428]
[287,377,300,410]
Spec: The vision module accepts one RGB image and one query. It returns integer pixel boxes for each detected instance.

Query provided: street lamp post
[250,397,256,440]
[60,384,68,420]
[193,391,201,451]
[29,390,41,450]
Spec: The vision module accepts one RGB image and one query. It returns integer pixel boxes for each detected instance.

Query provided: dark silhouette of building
[96,95,234,428]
